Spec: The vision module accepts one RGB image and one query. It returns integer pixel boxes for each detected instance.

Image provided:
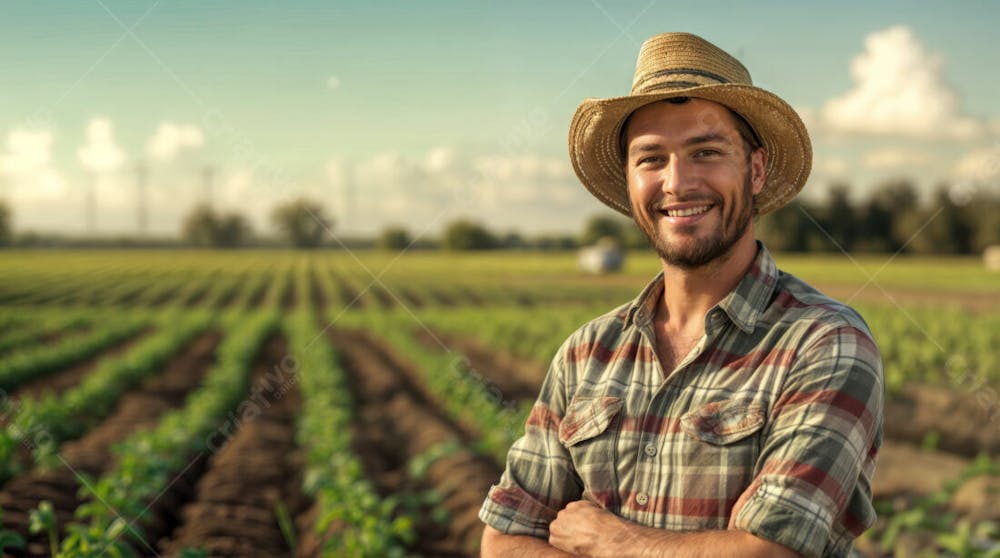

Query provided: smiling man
[479,33,884,557]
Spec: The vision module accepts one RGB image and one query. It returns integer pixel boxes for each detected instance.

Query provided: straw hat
[569,32,812,216]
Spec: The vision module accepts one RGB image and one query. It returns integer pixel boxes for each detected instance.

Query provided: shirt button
[635,493,649,506]
[643,443,657,457]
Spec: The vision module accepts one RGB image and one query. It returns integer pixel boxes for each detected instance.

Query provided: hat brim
[569,83,812,217]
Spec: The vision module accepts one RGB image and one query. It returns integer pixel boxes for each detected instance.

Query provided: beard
[632,172,755,270]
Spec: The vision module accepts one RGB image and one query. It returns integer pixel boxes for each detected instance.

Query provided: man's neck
[656,233,759,332]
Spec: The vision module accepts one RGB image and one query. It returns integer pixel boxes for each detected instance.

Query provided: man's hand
[546,500,802,558]
[549,500,634,557]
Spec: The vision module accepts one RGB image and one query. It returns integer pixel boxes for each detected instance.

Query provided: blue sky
[1,1,998,236]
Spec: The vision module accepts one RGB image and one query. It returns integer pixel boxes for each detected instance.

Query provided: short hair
[618,97,763,161]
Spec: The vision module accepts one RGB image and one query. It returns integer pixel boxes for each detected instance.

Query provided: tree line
[0,179,996,253]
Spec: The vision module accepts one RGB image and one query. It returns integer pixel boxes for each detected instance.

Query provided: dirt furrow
[329,329,500,557]
[308,266,328,312]
[10,328,153,403]
[0,332,221,558]
[416,329,543,405]
[884,384,1000,457]
[159,336,305,558]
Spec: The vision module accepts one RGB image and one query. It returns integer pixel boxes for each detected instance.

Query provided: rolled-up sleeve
[479,349,582,538]
[731,323,884,557]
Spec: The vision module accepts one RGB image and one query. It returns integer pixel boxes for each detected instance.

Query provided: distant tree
[533,234,578,250]
[858,179,919,252]
[271,198,331,248]
[376,226,412,251]
[499,232,526,250]
[181,205,219,247]
[968,192,1000,252]
[819,184,857,252]
[442,219,497,250]
[901,187,974,254]
[580,214,626,246]
[0,201,10,247]
[756,200,819,252]
[216,214,252,248]
[181,204,252,248]
[621,220,651,250]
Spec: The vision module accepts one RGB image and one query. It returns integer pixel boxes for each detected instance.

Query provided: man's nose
[661,154,696,196]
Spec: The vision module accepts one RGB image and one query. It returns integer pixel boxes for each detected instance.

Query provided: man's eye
[695,149,721,158]
[637,156,664,165]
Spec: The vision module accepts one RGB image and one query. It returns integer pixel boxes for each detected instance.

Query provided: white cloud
[811,154,850,178]
[425,146,456,173]
[77,117,125,173]
[953,145,1000,182]
[329,148,586,234]
[0,127,66,197]
[0,128,53,175]
[862,147,931,170]
[325,160,345,187]
[821,25,982,139]
[147,122,204,161]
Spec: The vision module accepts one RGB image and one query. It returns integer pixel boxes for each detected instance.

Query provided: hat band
[631,67,733,94]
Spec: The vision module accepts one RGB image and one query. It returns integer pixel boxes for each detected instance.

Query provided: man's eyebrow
[684,133,732,147]
[628,143,663,157]
[628,133,733,157]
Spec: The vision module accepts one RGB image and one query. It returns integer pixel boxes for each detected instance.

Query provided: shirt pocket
[559,395,624,446]
[680,399,765,446]
[558,395,623,484]
[678,399,766,512]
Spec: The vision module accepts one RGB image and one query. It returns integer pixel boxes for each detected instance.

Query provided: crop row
[0,310,213,483]
[51,310,278,557]
[0,316,149,394]
[854,303,1000,393]
[338,309,530,464]
[0,312,94,357]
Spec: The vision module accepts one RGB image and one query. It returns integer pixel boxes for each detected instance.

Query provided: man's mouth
[661,205,713,218]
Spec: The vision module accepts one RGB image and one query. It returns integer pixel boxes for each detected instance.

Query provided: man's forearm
[547,501,800,558]
[590,523,799,558]
[481,525,575,557]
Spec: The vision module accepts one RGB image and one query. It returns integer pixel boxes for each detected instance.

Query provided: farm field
[0,249,997,557]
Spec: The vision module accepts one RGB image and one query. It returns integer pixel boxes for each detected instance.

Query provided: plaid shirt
[480,243,883,558]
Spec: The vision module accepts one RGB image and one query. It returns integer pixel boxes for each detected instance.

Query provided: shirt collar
[624,241,779,335]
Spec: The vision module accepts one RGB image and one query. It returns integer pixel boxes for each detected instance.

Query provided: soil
[329,329,502,556]
[9,328,153,402]
[366,282,395,309]
[427,288,457,307]
[884,384,1000,457]
[396,287,424,309]
[0,332,221,558]
[333,276,364,310]
[812,282,1000,314]
[214,276,243,309]
[245,275,271,309]
[857,439,1000,557]
[455,287,484,307]
[308,266,327,312]
[416,330,543,405]
[159,336,307,558]
[183,282,214,308]
[281,276,297,310]
[150,283,185,307]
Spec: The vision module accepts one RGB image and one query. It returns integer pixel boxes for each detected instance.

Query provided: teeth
[665,205,711,217]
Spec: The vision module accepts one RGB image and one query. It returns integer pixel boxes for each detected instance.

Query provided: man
[479,33,883,557]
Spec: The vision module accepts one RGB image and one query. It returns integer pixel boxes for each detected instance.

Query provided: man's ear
[751,148,767,196]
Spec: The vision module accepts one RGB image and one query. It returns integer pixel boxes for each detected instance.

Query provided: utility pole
[203,165,215,209]
[136,163,149,236]
[85,173,97,234]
